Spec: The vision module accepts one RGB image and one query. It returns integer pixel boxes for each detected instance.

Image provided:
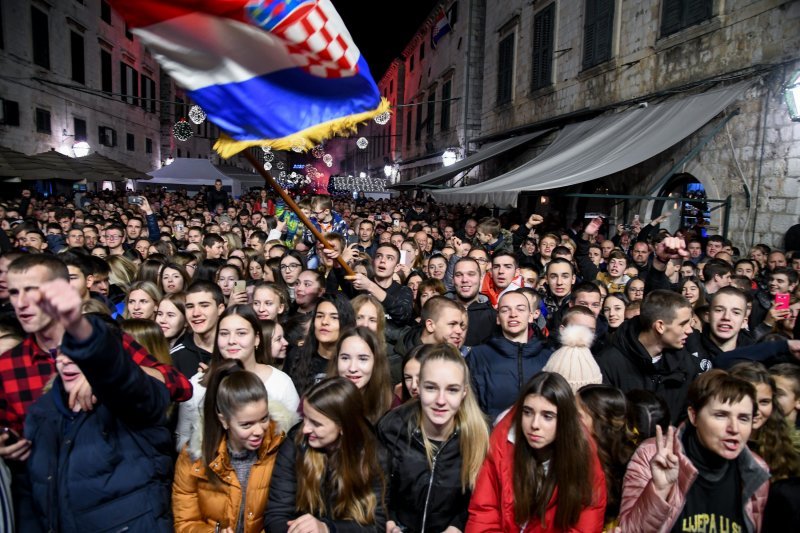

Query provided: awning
[147,157,261,196]
[390,129,553,190]
[431,82,749,206]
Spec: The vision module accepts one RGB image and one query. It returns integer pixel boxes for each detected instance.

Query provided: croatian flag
[108,0,389,157]
[431,7,451,49]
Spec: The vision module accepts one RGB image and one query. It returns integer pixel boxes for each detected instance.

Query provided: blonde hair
[120,318,171,365]
[123,281,163,320]
[107,255,137,290]
[417,344,489,490]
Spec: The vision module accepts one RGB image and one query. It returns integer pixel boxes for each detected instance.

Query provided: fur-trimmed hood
[186,399,299,461]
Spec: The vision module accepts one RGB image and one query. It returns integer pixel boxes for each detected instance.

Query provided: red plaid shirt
[0,332,192,435]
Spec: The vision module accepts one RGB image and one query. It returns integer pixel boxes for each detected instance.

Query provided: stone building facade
[370,0,799,249]
[0,0,163,172]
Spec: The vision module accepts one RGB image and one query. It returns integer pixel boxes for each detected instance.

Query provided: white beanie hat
[543,325,602,393]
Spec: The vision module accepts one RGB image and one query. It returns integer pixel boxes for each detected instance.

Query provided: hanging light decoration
[263,151,274,162]
[261,145,272,153]
[323,154,334,167]
[311,145,325,159]
[356,137,369,150]
[173,119,194,141]
[263,162,272,171]
[290,139,305,152]
[374,111,391,125]
[188,105,206,124]
[276,161,285,170]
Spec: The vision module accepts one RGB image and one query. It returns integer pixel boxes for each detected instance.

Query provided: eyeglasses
[471,257,489,264]
[105,234,122,240]
[280,263,302,272]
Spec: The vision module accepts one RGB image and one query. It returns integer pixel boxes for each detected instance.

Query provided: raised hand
[33,279,85,336]
[526,214,544,228]
[651,425,679,499]
[655,236,688,262]
[584,217,603,236]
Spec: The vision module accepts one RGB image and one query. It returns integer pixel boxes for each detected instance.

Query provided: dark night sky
[335,0,440,79]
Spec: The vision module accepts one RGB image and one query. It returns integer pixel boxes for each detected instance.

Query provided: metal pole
[243,151,355,276]
[462,0,473,158]
[722,195,732,240]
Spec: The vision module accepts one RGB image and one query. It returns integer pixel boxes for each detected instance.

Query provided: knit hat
[543,325,602,393]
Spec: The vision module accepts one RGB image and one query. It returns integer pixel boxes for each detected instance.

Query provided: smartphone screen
[775,293,790,311]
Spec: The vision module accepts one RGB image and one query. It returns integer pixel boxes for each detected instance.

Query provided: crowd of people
[0,179,798,532]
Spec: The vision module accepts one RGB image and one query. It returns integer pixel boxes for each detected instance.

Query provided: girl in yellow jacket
[172,360,298,533]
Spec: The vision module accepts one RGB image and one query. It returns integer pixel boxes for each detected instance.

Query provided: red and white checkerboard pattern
[272,0,360,79]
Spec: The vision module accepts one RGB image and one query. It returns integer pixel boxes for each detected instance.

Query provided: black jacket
[685,327,793,370]
[205,188,229,210]
[597,319,702,424]
[468,335,552,419]
[265,426,387,533]
[169,331,213,379]
[445,293,497,347]
[377,402,472,533]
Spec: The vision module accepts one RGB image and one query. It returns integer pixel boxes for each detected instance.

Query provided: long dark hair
[730,362,800,480]
[328,326,392,424]
[295,377,384,524]
[512,372,593,529]
[290,293,355,395]
[210,305,269,368]
[577,385,635,521]
[201,360,269,483]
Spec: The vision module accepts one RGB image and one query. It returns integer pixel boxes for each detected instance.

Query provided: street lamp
[442,148,458,167]
[384,164,393,177]
[164,156,174,166]
[72,141,90,157]
[359,171,367,178]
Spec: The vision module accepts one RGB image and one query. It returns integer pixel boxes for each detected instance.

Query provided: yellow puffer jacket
[172,401,297,533]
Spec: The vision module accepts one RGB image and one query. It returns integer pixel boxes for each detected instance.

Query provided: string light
[374,111,391,125]
[263,151,274,162]
[311,145,325,158]
[264,162,272,170]
[323,154,334,167]
[356,137,369,149]
[188,105,206,124]
[329,175,388,194]
[173,119,194,141]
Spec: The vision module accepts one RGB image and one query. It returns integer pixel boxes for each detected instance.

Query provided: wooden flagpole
[243,151,355,277]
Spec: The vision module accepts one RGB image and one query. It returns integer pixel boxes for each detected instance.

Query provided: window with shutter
[497,33,515,105]
[74,118,87,142]
[583,0,614,69]
[1,100,20,126]
[661,0,712,37]
[120,63,139,105]
[426,91,436,137]
[70,32,85,84]
[35,108,51,134]
[100,50,112,93]
[31,7,50,69]
[441,79,452,130]
[532,3,555,90]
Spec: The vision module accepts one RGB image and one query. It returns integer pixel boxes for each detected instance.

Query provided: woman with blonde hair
[107,255,138,292]
[265,377,387,532]
[351,294,386,340]
[378,344,489,533]
[123,281,162,321]
[120,318,171,366]
[222,231,243,256]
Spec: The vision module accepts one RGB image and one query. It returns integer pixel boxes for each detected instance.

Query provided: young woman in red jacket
[466,372,607,532]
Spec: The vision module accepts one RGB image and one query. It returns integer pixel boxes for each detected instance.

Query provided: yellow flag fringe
[214,98,391,159]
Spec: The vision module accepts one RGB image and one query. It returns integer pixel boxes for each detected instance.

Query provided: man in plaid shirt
[0,254,191,460]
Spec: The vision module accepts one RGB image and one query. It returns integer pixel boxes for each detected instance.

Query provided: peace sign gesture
[651,425,680,499]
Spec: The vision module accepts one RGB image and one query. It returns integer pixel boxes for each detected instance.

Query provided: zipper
[517,343,523,390]
[420,433,454,531]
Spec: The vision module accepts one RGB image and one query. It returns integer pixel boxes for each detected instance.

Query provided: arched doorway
[653,172,711,235]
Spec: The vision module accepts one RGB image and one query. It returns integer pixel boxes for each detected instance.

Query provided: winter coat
[464,295,498,346]
[377,402,473,532]
[206,188,229,210]
[484,230,515,257]
[468,335,552,420]
[172,422,285,533]
[619,426,770,533]
[264,426,388,533]
[597,319,703,424]
[683,328,792,370]
[466,409,607,532]
[18,315,174,533]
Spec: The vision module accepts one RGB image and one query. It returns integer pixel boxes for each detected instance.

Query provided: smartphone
[1,427,20,446]
[775,292,791,311]
[633,214,640,223]
[400,250,410,266]
[393,219,400,227]
[175,223,184,232]
[234,280,247,294]
[128,195,143,205]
